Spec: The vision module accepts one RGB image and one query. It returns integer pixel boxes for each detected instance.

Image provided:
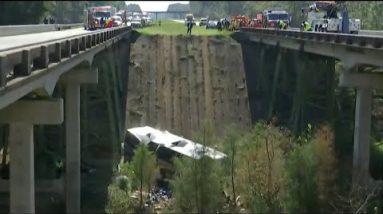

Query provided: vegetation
[0,1,127,25]
[167,3,190,12]
[189,1,383,29]
[126,3,142,13]
[136,20,232,36]
[106,121,381,214]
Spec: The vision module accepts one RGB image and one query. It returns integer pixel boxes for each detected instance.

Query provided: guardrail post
[0,55,7,87]
[72,38,79,54]
[86,35,92,48]
[34,45,49,69]
[52,43,62,62]
[80,37,86,51]
[91,35,96,46]
[62,40,71,58]
[14,50,31,76]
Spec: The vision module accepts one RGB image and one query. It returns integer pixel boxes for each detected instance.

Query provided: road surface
[0,28,91,52]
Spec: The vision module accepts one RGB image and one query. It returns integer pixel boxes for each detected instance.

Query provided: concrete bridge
[0,25,138,213]
[232,28,383,188]
[0,23,383,213]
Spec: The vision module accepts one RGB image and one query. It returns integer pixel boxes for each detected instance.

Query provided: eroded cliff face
[126,35,251,138]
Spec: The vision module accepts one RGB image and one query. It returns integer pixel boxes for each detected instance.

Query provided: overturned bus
[123,126,227,180]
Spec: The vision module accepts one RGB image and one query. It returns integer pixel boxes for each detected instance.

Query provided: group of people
[43,16,55,24]
[99,16,114,29]
[217,18,230,31]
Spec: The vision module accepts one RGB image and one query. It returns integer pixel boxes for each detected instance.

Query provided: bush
[283,142,318,212]
[105,184,135,214]
[170,124,225,213]
[235,123,291,213]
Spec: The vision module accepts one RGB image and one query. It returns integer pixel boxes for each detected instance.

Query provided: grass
[136,20,232,37]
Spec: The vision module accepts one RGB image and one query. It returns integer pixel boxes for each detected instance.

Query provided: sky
[125,1,189,12]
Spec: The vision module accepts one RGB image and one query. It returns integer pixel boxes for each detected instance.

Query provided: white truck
[303,1,360,34]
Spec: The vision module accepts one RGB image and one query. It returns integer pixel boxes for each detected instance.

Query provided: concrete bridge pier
[0,99,64,214]
[340,71,383,188]
[60,67,98,214]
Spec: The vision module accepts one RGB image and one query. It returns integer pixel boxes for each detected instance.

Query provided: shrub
[105,184,135,214]
[235,123,291,213]
[170,124,225,213]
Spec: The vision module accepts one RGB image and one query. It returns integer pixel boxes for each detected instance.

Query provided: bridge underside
[233,30,383,189]
[0,28,139,213]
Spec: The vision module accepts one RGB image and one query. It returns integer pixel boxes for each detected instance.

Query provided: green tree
[171,124,224,213]
[126,3,142,13]
[129,144,158,209]
[167,3,190,12]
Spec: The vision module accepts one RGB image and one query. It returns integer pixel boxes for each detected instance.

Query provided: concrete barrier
[0,23,83,37]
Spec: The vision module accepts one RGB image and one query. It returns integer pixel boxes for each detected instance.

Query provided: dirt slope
[126,35,251,138]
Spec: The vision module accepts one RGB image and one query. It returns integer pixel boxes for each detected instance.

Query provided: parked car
[199,18,208,26]
[131,19,142,28]
[111,15,123,27]
[206,20,218,29]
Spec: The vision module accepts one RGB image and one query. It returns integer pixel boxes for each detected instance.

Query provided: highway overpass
[0,23,382,213]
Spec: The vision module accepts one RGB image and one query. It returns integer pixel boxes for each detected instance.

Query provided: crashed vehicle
[123,126,227,180]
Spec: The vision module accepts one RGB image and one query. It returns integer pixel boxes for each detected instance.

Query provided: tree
[167,3,190,12]
[126,3,142,13]
[129,144,158,209]
[171,124,225,213]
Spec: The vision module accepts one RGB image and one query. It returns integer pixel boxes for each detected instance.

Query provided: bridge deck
[0,28,91,52]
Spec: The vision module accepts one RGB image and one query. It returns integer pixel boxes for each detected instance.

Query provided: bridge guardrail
[239,27,383,49]
[0,26,131,88]
[0,23,83,37]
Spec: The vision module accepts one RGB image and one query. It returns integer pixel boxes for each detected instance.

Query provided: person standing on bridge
[278,20,287,30]
[301,21,312,31]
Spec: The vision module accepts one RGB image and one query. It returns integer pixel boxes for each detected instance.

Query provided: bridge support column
[61,68,98,214]
[0,99,64,214]
[352,87,372,186]
[339,72,383,187]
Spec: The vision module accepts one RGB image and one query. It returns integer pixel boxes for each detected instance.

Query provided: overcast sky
[125,1,189,12]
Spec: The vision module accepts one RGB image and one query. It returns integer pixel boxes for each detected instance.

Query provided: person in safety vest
[278,20,287,30]
[301,21,312,31]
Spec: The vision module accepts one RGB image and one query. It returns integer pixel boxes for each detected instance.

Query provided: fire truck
[261,9,291,29]
[249,14,264,28]
[83,5,117,30]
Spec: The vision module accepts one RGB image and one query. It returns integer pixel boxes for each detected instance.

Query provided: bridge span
[0,23,383,213]
[233,28,383,189]
[0,25,137,213]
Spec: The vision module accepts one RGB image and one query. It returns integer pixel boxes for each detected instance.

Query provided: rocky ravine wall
[126,35,251,138]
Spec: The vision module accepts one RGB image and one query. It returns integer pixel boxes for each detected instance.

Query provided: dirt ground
[126,35,251,138]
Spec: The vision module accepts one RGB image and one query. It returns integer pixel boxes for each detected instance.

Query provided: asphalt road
[0,28,91,52]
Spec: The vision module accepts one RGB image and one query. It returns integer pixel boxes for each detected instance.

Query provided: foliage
[170,124,225,213]
[105,183,136,214]
[126,3,142,13]
[167,3,190,12]
[129,144,159,208]
[235,123,291,213]
[283,138,319,212]
[0,1,126,25]
[0,1,47,25]
[137,20,232,36]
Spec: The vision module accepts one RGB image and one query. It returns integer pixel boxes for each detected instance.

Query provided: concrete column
[0,98,63,214]
[9,123,34,214]
[61,68,98,214]
[352,87,372,186]
[65,83,81,214]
